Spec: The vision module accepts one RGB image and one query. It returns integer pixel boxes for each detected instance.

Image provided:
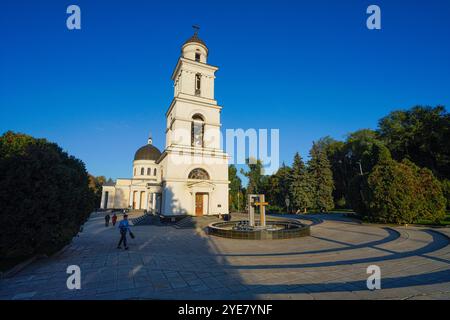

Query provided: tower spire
[192,24,200,35]
[148,132,153,145]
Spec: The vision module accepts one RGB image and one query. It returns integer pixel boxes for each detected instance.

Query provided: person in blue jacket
[117,214,132,250]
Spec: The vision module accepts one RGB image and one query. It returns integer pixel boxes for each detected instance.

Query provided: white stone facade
[101,32,229,216]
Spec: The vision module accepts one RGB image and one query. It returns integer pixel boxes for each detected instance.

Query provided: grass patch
[305,209,356,215]
[415,213,450,226]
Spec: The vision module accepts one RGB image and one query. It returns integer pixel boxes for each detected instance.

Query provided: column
[101,192,105,209]
[129,189,134,208]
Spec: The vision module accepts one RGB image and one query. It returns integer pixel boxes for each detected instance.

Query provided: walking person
[117,214,132,250]
[111,213,117,226]
[105,213,110,227]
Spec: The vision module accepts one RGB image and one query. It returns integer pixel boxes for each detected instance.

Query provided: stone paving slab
[1,213,449,300]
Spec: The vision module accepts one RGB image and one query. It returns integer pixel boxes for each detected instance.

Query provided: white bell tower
[165,27,221,150]
[159,27,229,217]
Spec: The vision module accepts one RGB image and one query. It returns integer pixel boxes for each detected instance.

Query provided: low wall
[207,220,311,240]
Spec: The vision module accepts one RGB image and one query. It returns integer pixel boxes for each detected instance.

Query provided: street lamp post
[356,160,365,204]
[285,197,290,214]
[237,188,240,212]
[357,161,363,175]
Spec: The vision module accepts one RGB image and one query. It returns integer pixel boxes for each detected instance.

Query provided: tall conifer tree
[308,143,334,211]
[289,153,312,213]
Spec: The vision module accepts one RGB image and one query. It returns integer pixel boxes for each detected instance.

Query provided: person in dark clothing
[117,214,131,250]
[111,213,117,226]
[105,214,110,227]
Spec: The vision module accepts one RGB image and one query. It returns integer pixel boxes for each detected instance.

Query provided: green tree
[344,129,391,176]
[260,163,292,212]
[308,142,334,211]
[347,173,370,216]
[289,153,312,213]
[228,165,244,212]
[337,130,391,213]
[0,131,95,262]
[316,137,347,208]
[88,174,106,208]
[240,158,264,195]
[367,159,420,224]
[366,159,446,224]
[410,161,446,223]
[440,179,450,210]
[378,105,450,179]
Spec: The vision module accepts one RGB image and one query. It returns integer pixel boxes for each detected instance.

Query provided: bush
[366,159,445,224]
[367,160,421,224]
[440,179,450,210]
[416,166,446,223]
[267,205,284,214]
[335,197,347,209]
[0,131,95,261]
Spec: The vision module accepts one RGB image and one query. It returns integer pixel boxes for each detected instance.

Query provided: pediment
[187,180,216,189]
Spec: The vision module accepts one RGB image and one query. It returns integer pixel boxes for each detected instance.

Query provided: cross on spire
[192,24,200,35]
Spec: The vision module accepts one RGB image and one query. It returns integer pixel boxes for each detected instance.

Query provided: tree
[316,137,347,208]
[347,173,370,216]
[308,142,334,211]
[228,165,244,212]
[289,153,312,213]
[336,130,392,213]
[88,175,106,208]
[411,162,446,223]
[366,159,446,224]
[240,158,264,195]
[344,129,391,176]
[441,179,450,210]
[0,131,95,262]
[367,159,420,224]
[261,163,292,212]
[378,105,450,180]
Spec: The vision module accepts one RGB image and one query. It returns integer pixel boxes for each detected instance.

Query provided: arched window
[195,73,201,96]
[154,168,157,176]
[188,168,210,180]
[147,168,151,175]
[192,113,204,121]
[140,167,144,175]
[191,114,204,147]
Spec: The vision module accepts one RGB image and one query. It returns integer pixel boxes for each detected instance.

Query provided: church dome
[182,29,208,62]
[134,144,161,161]
[183,32,207,48]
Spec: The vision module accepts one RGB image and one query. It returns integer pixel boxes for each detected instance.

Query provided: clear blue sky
[1,0,450,181]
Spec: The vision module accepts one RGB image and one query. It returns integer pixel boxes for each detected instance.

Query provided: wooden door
[195,193,203,216]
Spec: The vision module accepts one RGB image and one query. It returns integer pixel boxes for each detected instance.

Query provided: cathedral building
[101,31,229,216]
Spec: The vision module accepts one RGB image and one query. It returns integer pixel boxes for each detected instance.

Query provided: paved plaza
[1,213,450,300]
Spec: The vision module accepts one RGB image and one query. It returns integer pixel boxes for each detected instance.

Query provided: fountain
[207,194,310,240]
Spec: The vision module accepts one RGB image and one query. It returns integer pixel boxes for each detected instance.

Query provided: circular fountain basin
[207,220,310,240]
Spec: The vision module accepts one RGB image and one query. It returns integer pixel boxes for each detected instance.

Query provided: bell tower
[165,27,221,150]
[159,28,229,217]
